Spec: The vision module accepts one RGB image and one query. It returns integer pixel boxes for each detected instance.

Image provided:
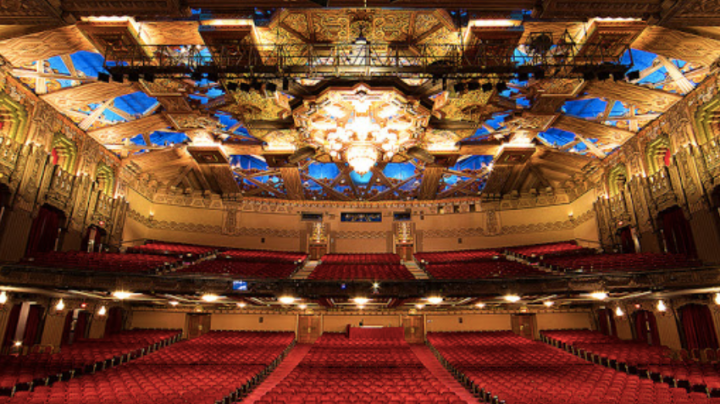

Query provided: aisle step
[239,343,313,403]
[410,344,477,404]
[292,261,319,279]
[405,261,429,280]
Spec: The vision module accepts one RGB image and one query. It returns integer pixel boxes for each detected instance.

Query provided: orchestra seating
[414,249,501,264]
[255,333,466,404]
[423,260,551,279]
[126,242,216,257]
[21,252,180,274]
[542,329,720,394]
[308,264,414,280]
[0,330,180,396]
[0,331,295,404]
[320,253,401,265]
[172,260,299,278]
[542,253,702,273]
[428,331,715,404]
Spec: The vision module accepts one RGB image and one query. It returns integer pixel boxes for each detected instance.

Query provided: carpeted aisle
[410,344,477,404]
[240,343,314,404]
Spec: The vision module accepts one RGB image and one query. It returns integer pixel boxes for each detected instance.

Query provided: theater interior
[1,1,720,403]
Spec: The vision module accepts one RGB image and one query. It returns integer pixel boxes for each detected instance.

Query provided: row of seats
[22,252,179,274]
[542,329,720,392]
[255,333,466,404]
[414,249,501,264]
[219,249,307,264]
[505,241,592,259]
[0,330,180,394]
[0,331,295,404]
[171,260,298,278]
[308,264,414,280]
[428,331,718,404]
[542,253,702,273]
[320,254,401,265]
[126,243,216,257]
[423,260,550,279]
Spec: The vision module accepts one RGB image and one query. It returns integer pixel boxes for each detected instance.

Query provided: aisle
[240,343,313,403]
[410,344,477,404]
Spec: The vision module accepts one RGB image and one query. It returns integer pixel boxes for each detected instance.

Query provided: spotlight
[13,341,21,347]
[504,295,521,303]
[237,302,246,308]
[534,68,546,80]
[128,70,140,82]
[615,306,624,317]
[111,72,124,83]
[239,83,251,92]
[279,296,295,305]
[97,72,111,83]
[80,302,87,309]
[207,72,219,82]
[226,82,238,91]
[372,282,380,289]
[495,81,508,92]
[590,292,608,301]
[481,83,494,92]
[626,70,640,81]
[143,72,155,83]
[201,294,220,302]
[282,77,290,91]
[191,71,203,81]
[427,296,443,305]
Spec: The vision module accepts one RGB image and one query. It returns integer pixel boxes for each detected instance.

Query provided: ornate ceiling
[0,1,718,202]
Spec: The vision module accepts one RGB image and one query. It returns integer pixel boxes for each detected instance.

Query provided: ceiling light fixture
[415,303,425,310]
[298,304,307,310]
[201,294,220,302]
[476,303,486,309]
[279,296,296,305]
[543,301,555,307]
[113,291,133,300]
[590,292,608,301]
[237,302,246,308]
[169,301,179,306]
[504,295,521,303]
[353,297,369,305]
[427,297,443,305]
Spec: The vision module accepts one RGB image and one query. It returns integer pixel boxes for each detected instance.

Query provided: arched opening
[51,133,78,173]
[607,164,628,198]
[104,306,124,336]
[633,310,660,346]
[26,204,66,255]
[81,225,108,253]
[95,163,115,196]
[597,308,617,337]
[0,92,29,144]
[60,309,90,346]
[679,304,718,351]
[658,206,697,257]
[645,135,672,176]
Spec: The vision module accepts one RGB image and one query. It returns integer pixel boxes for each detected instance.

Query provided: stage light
[626,70,640,81]
[128,70,140,82]
[657,300,667,312]
[202,294,220,302]
[358,305,365,310]
[495,81,508,92]
[504,295,521,303]
[481,83,494,92]
[111,72,124,83]
[354,297,369,305]
[279,296,295,305]
[615,306,624,317]
[143,72,155,83]
[590,292,608,300]
[0,291,7,304]
[169,301,179,306]
[56,299,65,311]
[98,306,107,316]
[97,72,110,83]
[113,291,133,300]
[543,301,554,307]
[427,296,443,305]
[13,341,21,347]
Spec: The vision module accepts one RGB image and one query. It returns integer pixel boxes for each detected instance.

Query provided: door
[403,315,424,343]
[187,314,211,339]
[511,314,536,340]
[297,315,321,343]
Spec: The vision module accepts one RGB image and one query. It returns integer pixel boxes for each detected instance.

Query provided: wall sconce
[148,211,155,221]
[568,212,574,222]
[0,291,7,305]
[55,299,65,311]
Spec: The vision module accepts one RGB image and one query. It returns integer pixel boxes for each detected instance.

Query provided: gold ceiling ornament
[294,84,430,174]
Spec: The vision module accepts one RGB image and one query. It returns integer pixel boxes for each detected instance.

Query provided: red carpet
[410,344,477,404]
[241,343,313,404]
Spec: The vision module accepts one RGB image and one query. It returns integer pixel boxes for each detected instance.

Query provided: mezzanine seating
[422,260,551,279]
[0,331,295,404]
[308,264,414,280]
[218,249,307,264]
[414,249,501,264]
[542,253,702,273]
[171,260,298,279]
[320,253,401,265]
[0,330,180,396]
[505,241,593,260]
[255,333,466,404]
[22,252,180,274]
[428,331,716,404]
[542,329,720,394]
[126,242,216,257]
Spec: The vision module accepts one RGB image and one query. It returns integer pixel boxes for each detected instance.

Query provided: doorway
[511,314,536,340]
[402,315,424,344]
[187,314,211,339]
[297,315,322,343]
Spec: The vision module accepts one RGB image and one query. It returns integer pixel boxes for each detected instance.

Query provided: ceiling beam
[583,79,683,112]
[368,174,421,201]
[79,98,114,131]
[553,115,635,145]
[279,167,305,200]
[417,167,444,200]
[302,174,353,201]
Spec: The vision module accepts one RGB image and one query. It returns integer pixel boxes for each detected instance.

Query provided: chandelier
[345,143,377,175]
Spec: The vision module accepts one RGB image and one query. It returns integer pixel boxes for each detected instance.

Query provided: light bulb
[113,291,133,300]
[657,300,667,312]
[353,297,369,305]
[590,292,608,301]
[56,299,65,311]
[0,291,7,304]
[98,306,107,316]
[615,306,624,317]
[504,295,521,303]
[543,301,555,307]
[427,297,443,305]
[279,296,295,305]
[202,294,219,302]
